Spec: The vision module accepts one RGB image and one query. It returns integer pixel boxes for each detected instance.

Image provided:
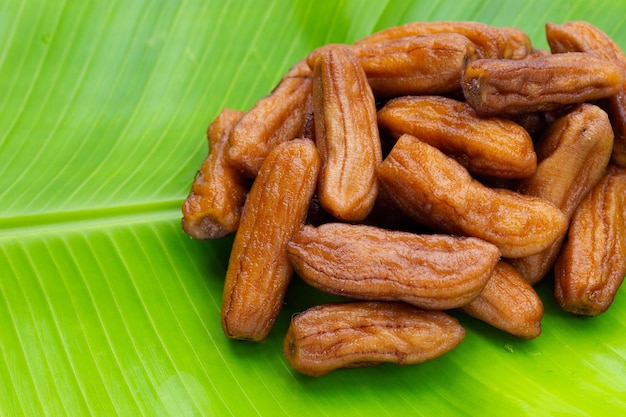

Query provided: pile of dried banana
[182,21,626,376]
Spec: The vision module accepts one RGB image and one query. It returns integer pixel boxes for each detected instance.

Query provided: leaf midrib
[0,199,183,240]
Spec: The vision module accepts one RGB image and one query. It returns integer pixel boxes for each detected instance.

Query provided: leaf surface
[2,1,626,415]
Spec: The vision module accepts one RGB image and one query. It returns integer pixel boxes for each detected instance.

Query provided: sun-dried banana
[378,134,568,258]
[283,301,465,376]
[221,139,320,341]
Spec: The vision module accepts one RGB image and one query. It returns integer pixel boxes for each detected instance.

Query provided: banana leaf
[1,0,625,415]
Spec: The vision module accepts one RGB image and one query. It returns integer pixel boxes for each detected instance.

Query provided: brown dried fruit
[307,34,476,98]
[545,20,626,167]
[460,261,544,339]
[283,301,465,376]
[356,21,531,60]
[182,108,248,240]
[510,104,614,284]
[287,223,500,310]
[462,52,624,115]
[226,60,313,177]
[312,46,382,221]
[221,139,320,341]
[554,165,626,316]
[546,21,626,65]
[377,95,537,178]
[606,90,626,167]
[377,134,568,258]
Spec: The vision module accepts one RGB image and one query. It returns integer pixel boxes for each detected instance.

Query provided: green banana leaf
[2,0,625,415]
